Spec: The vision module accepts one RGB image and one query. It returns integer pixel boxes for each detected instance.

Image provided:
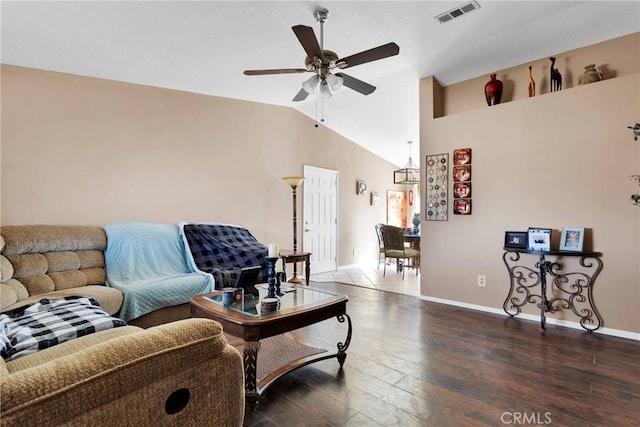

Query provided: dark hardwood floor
[243,282,639,426]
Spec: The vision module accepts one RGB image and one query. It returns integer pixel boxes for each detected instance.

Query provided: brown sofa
[0,225,244,426]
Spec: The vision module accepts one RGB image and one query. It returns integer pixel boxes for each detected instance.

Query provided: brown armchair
[375,223,386,269]
[382,225,419,278]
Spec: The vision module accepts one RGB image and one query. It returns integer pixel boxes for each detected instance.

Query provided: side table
[280,249,311,286]
[502,247,604,331]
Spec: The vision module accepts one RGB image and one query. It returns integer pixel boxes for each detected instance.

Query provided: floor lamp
[283,176,305,283]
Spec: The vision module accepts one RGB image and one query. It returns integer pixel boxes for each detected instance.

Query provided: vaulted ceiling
[2,1,639,166]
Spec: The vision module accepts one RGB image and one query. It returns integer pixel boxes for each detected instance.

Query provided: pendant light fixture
[394,141,420,184]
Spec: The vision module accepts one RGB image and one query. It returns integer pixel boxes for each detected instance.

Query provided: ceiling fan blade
[336,42,399,69]
[244,68,307,76]
[292,25,324,61]
[335,73,376,95]
[292,88,310,102]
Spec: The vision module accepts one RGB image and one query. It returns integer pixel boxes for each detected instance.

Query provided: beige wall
[420,33,640,334]
[0,65,404,266]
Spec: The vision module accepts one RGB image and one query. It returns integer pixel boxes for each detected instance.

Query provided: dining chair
[375,223,386,269]
[382,225,420,278]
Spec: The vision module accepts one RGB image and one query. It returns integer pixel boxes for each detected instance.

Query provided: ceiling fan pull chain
[314,85,319,127]
[320,90,325,124]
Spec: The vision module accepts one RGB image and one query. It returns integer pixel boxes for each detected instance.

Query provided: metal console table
[502,247,604,331]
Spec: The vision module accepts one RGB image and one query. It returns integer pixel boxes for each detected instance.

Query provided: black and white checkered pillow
[0,296,126,361]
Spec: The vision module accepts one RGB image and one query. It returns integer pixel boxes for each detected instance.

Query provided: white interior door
[303,165,338,274]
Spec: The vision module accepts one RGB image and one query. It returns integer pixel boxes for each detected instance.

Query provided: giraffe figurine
[528,65,535,97]
[550,57,562,92]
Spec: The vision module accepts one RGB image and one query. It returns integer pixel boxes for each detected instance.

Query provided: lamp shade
[302,75,319,94]
[393,166,420,184]
[326,73,343,91]
[393,141,420,184]
[283,176,305,188]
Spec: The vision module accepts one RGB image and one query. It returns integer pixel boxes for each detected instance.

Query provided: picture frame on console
[527,227,552,252]
[504,231,528,249]
[559,227,585,251]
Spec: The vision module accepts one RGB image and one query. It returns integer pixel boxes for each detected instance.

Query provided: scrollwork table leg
[336,314,352,367]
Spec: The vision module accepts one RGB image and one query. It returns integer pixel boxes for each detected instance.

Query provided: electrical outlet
[477,275,487,287]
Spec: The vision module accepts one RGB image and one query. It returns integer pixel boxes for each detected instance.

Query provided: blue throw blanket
[181,223,267,289]
[104,222,213,322]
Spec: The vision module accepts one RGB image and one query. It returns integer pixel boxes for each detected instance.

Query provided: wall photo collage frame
[453,148,472,215]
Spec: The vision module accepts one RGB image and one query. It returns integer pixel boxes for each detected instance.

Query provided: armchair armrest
[1,318,244,426]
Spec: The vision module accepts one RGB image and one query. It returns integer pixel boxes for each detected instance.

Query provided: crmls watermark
[501,412,552,425]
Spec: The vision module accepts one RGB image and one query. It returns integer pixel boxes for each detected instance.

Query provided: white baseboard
[420,295,640,341]
[330,264,639,341]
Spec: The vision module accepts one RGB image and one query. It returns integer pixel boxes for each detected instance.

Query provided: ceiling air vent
[435,1,480,24]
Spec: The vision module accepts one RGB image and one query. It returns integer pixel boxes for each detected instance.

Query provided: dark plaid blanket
[182,224,267,289]
[0,296,126,361]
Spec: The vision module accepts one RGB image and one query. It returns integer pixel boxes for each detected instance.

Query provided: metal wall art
[425,153,449,221]
[453,148,472,215]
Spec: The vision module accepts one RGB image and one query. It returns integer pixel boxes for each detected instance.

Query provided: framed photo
[453,165,471,182]
[453,148,471,165]
[504,231,528,249]
[357,181,367,195]
[370,192,379,206]
[527,228,552,252]
[559,227,585,251]
[453,198,471,215]
[454,182,471,198]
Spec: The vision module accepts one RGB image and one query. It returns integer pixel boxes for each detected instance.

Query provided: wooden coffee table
[190,285,351,407]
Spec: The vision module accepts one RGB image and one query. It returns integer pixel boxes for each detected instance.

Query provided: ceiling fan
[243,8,400,102]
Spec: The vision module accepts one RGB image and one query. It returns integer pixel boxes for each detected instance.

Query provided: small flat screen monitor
[235,266,261,297]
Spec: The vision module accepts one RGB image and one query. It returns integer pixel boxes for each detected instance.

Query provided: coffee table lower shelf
[230,329,351,406]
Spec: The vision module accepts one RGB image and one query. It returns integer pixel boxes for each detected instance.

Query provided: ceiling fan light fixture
[302,75,320,94]
[326,73,343,91]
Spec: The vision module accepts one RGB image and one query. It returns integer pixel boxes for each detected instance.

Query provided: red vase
[484,74,503,106]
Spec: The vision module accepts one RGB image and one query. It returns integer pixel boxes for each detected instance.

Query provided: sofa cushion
[1,296,126,361]
[0,284,17,308]
[1,280,28,304]
[0,225,106,256]
[1,285,123,316]
[0,255,13,282]
[0,226,110,309]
